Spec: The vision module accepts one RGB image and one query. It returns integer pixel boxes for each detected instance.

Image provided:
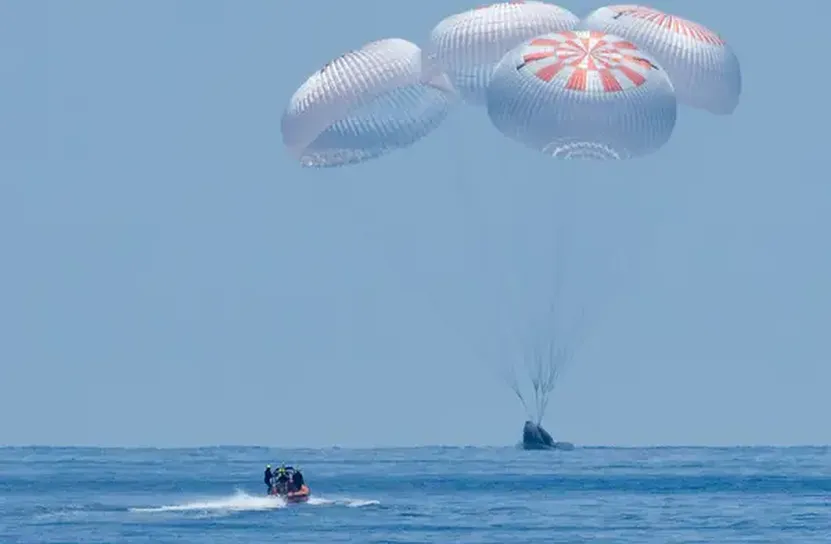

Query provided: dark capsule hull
[522,420,574,451]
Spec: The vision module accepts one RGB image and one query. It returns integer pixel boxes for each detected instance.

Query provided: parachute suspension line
[447,133,569,403]
[444,119,527,371]
[506,364,531,421]
[526,334,564,427]
[441,126,557,425]
[524,179,644,428]
[521,179,584,427]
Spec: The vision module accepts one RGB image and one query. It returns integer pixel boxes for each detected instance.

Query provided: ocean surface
[1,446,829,543]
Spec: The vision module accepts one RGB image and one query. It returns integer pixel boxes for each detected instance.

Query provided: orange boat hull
[285,485,310,503]
[269,484,310,504]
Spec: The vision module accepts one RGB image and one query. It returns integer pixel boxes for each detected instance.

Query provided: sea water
[1,446,829,543]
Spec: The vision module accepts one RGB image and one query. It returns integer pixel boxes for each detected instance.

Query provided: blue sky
[1,0,828,447]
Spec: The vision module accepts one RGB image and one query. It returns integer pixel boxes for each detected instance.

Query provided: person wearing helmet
[274,464,290,495]
[291,466,305,491]
[264,464,274,493]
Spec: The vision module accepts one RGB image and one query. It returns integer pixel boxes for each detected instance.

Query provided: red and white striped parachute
[580,4,741,115]
[486,30,677,159]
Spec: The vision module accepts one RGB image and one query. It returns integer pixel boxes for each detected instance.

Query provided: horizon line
[2,443,828,450]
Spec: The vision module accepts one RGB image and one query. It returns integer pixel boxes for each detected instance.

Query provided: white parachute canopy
[426,1,580,107]
[486,30,678,160]
[580,5,741,115]
[281,38,458,168]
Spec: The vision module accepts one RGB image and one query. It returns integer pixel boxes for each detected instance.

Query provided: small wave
[129,490,285,513]
[307,496,380,508]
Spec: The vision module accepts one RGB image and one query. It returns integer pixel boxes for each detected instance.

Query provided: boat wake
[129,490,379,515]
[129,490,284,513]
[307,496,380,508]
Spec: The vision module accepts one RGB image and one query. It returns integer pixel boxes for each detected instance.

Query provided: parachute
[280,3,741,440]
[580,5,742,115]
[280,38,458,168]
[486,30,677,159]
[426,1,580,107]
